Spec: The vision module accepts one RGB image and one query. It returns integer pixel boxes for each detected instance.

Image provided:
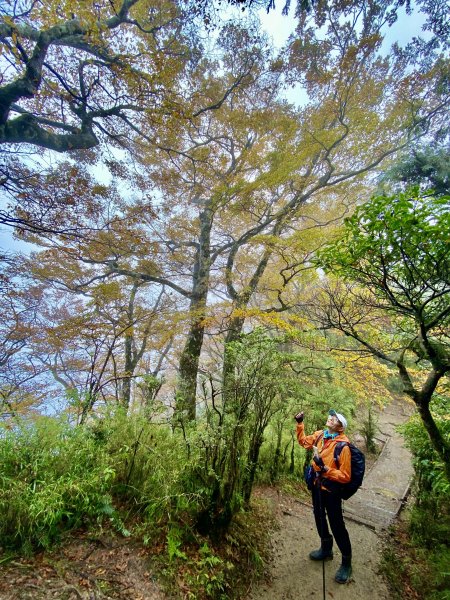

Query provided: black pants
[312,484,352,557]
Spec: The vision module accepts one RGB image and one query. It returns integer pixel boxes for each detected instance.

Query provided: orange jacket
[296,422,351,486]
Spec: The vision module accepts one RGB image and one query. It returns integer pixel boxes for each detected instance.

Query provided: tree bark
[176,208,212,422]
[270,422,283,483]
[413,384,450,482]
[243,433,263,508]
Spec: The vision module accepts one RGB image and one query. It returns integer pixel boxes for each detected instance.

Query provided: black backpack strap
[333,441,348,468]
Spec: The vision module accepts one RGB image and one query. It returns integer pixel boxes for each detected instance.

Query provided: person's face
[326,414,342,433]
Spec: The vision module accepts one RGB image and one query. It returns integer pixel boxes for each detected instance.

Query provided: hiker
[294,409,352,584]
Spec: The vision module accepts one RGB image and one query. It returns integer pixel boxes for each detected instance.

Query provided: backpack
[323,442,366,500]
[304,463,316,490]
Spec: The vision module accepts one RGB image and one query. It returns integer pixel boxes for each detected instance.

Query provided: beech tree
[17,24,291,421]
[146,0,448,418]
[3,157,175,418]
[1,0,172,150]
[0,0,224,151]
[0,0,261,247]
[21,275,174,420]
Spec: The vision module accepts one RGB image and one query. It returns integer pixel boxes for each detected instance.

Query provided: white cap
[335,412,347,430]
[329,409,347,430]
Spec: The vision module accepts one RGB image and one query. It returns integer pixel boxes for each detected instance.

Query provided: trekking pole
[316,472,326,600]
[312,441,327,600]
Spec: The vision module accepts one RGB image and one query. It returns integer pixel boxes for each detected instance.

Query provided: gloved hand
[294,411,304,423]
[313,455,325,470]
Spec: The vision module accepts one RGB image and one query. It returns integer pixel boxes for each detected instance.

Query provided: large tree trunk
[400,364,450,481]
[177,313,207,421]
[222,312,246,404]
[270,422,283,483]
[176,208,212,422]
[415,390,450,482]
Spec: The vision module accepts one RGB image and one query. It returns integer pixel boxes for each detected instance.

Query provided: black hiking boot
[335,555,352,583]
[309,536,333,561]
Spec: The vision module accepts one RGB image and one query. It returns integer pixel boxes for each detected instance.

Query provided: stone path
[343,398,415,530]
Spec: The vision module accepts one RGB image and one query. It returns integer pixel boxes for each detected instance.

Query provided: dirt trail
[245,491,391,600]
[245,398,415,600]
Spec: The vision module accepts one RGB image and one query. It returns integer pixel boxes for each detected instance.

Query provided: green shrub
[95,410,209,522]
[383,523,450,600]
[184,542,232,599]
[360,404,379,454]
[402,407,449,551]
[0,417,115,551]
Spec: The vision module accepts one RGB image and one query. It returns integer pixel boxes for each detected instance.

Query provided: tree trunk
[123,334,133,410]
[222,220,281,399]
[289,435,295,474]
[122,282,140,411]
[222,312,246,404]
[176,208,212,422]
[243,433,264,508]
[415,391,450,481]
[398,362,450,482]
[177,316,206,421]
[270,423,283,483]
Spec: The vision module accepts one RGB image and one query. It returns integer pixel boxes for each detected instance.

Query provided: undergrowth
[381,401,450,600]
[144,496,275,599]
[0,417,116,552]
[0,413,278,598]
[382,510,450,600]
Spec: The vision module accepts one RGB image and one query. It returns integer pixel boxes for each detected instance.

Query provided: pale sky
[257,2,429,50]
